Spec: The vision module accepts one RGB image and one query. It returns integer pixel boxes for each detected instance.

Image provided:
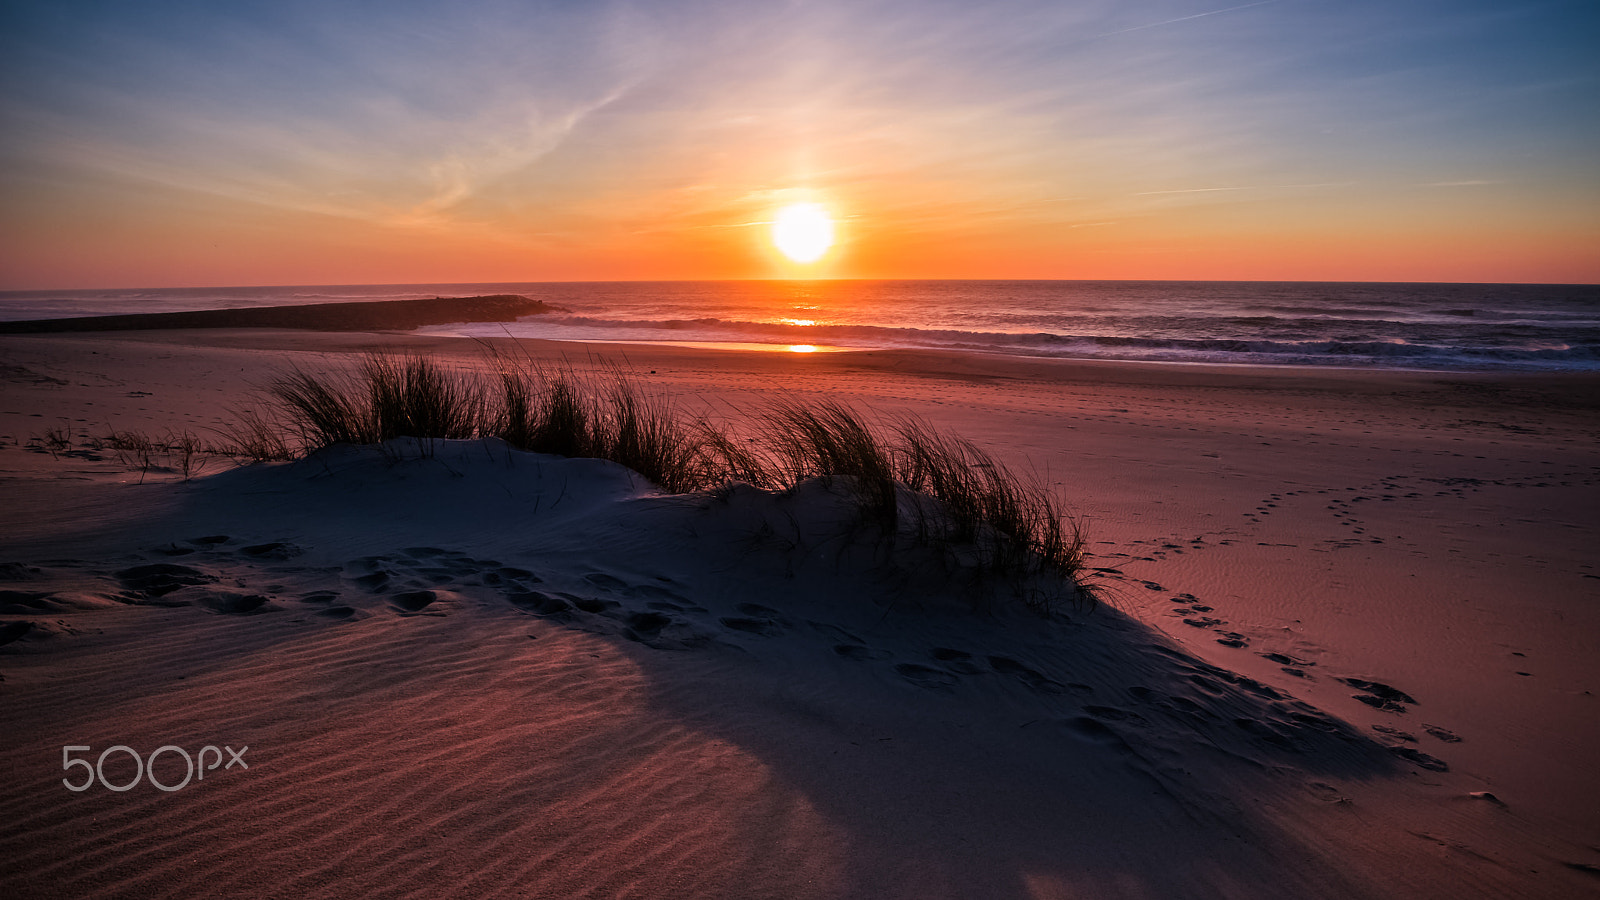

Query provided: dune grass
[891,416,1086,579]
[363,354,481,443]
[28,425,220,481]
[763,398,900,529]
[223,351,1094,603]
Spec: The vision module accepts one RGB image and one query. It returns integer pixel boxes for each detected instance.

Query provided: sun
[772,203,835,263]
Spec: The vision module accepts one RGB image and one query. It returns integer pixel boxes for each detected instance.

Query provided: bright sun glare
[772,203,835,263]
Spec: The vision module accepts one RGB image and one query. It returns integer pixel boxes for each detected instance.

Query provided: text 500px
[62,744,248,792]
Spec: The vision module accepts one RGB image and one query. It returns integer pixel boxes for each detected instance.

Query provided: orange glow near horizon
[3,173,1596,288]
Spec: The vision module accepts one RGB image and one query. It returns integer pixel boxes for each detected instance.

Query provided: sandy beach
[2,320,1598,899]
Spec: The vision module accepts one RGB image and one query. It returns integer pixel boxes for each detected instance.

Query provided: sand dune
[2,329,1598,898]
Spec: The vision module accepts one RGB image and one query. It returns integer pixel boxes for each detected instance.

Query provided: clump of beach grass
[225,350,1096,607]
[484,354,720,492]
[891,415,1087,580]
[268,364,378,448]
[763,397,900,530]
[596,375,716,494]
[265,354,482,456]
[362,354,481,444]
[749,400,1090,603]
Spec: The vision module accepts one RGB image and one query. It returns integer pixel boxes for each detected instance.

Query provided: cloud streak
[1134,183,1354,196]
[1093,0,1282,39]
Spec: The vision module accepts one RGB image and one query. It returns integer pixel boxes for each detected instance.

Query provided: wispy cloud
[1134,182,1353,196]
[1094,1,1282,39]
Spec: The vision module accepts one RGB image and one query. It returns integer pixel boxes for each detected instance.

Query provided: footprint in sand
[719,616,785,637]
[619,609,710,650]
[393,549,487,584]
[1372,724,1417,743]
[346,557,399,591]
[624,583,691,605]
[1130,687,1212,721]
[833,644,893,661]
[988,655,1068,694]
[1083,705,1144,724]
[1061,717,1134,752]
[583,572,629,591]
[194,592,272,615]
[299,590,339,604]
[1305,781,1348,803]
[0,590,56,613]
[1285,709,1342,734]
[895,663,958,690]
[1232,717,1302,752]
[1389,746,1449,772]
[622,611,674,638]
[116,563,217,598]
[238,542,303,561]
[1340,677,1416,712]
[809,622,865,644]
[929,647,986,674]
[1423,724,1463,743]
[388,590,438,613]
[481,566,541,587]
[506,589,573,616]
[1196,664,1285,700]
[719,603,790,637]
[353,571,392,591]
[412,567,460,585]
[1261,652,1314,669]
[614,605,684,640]
[569,595,618,614]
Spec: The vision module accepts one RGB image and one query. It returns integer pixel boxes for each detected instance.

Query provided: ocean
[2,280,1596,372]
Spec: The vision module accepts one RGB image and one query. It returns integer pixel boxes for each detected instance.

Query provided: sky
[1,0,1597,288]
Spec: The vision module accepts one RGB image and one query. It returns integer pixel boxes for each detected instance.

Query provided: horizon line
[4,276,1597,294]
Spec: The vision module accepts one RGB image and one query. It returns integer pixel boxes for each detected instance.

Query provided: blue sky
[2,0,1596,286]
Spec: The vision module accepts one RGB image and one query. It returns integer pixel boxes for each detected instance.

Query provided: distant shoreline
[0,294,553,334]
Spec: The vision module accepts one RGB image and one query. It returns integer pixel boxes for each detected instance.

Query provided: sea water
[2,280,1596,371]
